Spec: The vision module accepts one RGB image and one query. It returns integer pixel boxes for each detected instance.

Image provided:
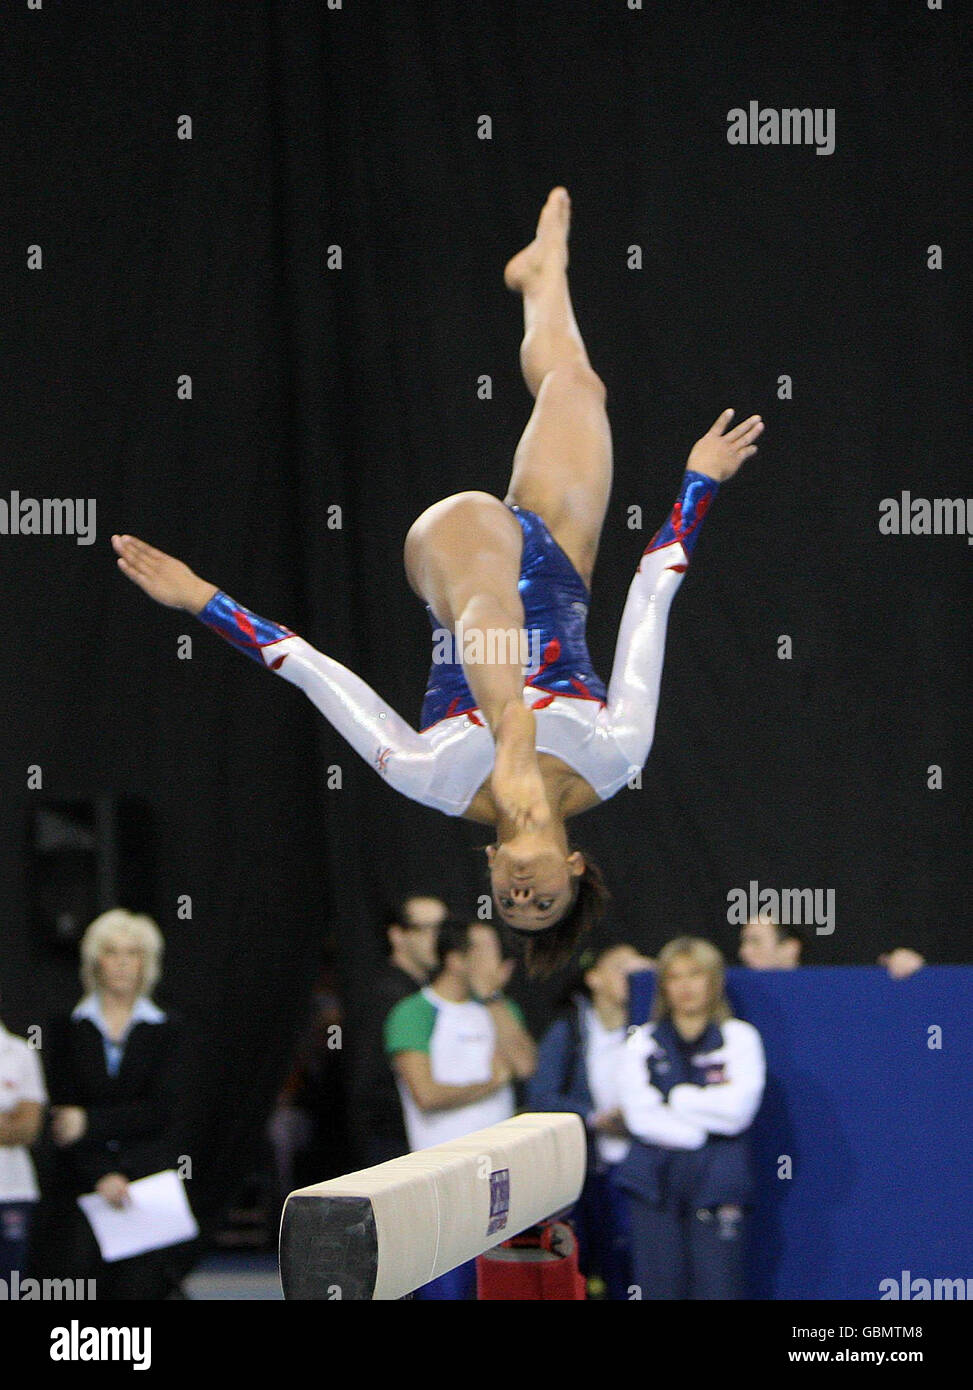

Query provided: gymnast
[112,187,763,977]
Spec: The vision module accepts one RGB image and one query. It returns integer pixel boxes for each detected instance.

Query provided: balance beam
[278,1112,586,1300]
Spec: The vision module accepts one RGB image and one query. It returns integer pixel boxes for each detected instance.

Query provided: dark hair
[553,939,630,1009]
[485,845,610,980]
[467,916,514,962]
[773,921,808,952]
[379,894,445,954]
[431,917,472,976]
[752,914,808,952]
[567,940,637,997]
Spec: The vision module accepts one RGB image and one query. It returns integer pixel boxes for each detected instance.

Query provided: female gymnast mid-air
[113,187,763,977]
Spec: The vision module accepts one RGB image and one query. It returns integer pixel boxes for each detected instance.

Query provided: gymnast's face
[486,839,584,931]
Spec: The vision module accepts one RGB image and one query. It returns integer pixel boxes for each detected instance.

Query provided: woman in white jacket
[616,937,765,1299]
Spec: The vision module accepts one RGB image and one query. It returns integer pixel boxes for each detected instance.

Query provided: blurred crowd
[267,893,925,1300]
[0,899,926,1300]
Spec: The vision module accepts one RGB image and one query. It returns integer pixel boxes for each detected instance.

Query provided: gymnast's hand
[112,534,218,614]
[492,764,551,834]
[687,409,764,482]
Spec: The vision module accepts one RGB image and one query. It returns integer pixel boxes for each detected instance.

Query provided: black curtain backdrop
[2,2,969,1224]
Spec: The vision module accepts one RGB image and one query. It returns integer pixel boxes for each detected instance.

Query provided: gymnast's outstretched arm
[111,534,442,807]
[604,410,763,775]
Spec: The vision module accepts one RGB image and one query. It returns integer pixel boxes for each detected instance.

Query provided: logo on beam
[487,1168,510,1235]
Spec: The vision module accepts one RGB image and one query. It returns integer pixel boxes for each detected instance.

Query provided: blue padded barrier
[627,966,973,1299]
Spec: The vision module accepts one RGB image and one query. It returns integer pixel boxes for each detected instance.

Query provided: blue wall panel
[627,966,973,1299]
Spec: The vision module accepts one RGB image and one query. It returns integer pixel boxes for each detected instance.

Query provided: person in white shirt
[527,942,653,1299]
[384,919,536,1154]
[616,937,765,1299]
[384,917,536,1298]
[0,1014,47,1280]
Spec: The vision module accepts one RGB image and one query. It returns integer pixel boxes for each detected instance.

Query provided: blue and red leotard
[196,471,719,816]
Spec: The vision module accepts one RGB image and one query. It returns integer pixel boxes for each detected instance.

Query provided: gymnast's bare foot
[111,534,217,614]
[504,186,571,293]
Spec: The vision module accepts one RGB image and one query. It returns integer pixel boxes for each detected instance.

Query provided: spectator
[267,959,350,1212]
[617,937,765,1300]
[30,909,186,1299]
[527,942,653,1299]
[355,894,447,1166]
[738,913,925,978]
[737,914,805,970]
[466,920,537,1092]
[384,917,535,1298]
[0,1013,47,1282]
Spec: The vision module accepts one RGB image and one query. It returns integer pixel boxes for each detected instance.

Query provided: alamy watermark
[880,1271,971,1300]
[0,492,96,545]
[0,1270,96,1300]
[879,493,973,544]
[727,102,835,156]
[50,1320,151,1370]
[727,880,835,935]
[431,623,542,670]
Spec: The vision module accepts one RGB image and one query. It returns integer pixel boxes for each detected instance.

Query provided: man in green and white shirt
[384,919,536,1154]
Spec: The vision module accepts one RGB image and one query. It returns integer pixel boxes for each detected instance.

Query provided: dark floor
[184,1251,283,1301]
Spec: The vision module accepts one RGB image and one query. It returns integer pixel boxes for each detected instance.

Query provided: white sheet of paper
[78,1169,199,1262]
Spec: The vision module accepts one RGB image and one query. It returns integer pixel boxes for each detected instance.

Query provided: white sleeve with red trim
[277,637,497,816]
[600,470,720,792]
[268,635,441,802]
[196,592,491,814]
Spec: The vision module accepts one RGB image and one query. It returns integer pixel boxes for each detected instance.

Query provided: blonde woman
[616,937,765,1299]
[32,910,185,1299]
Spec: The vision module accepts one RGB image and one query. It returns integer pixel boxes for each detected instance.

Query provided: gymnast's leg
[405,188,608,744]
[502,187,613,591]
[404,493,551,828]
[404,492,527,737]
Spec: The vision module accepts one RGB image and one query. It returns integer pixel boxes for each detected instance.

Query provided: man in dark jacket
[353,894,447,1166]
